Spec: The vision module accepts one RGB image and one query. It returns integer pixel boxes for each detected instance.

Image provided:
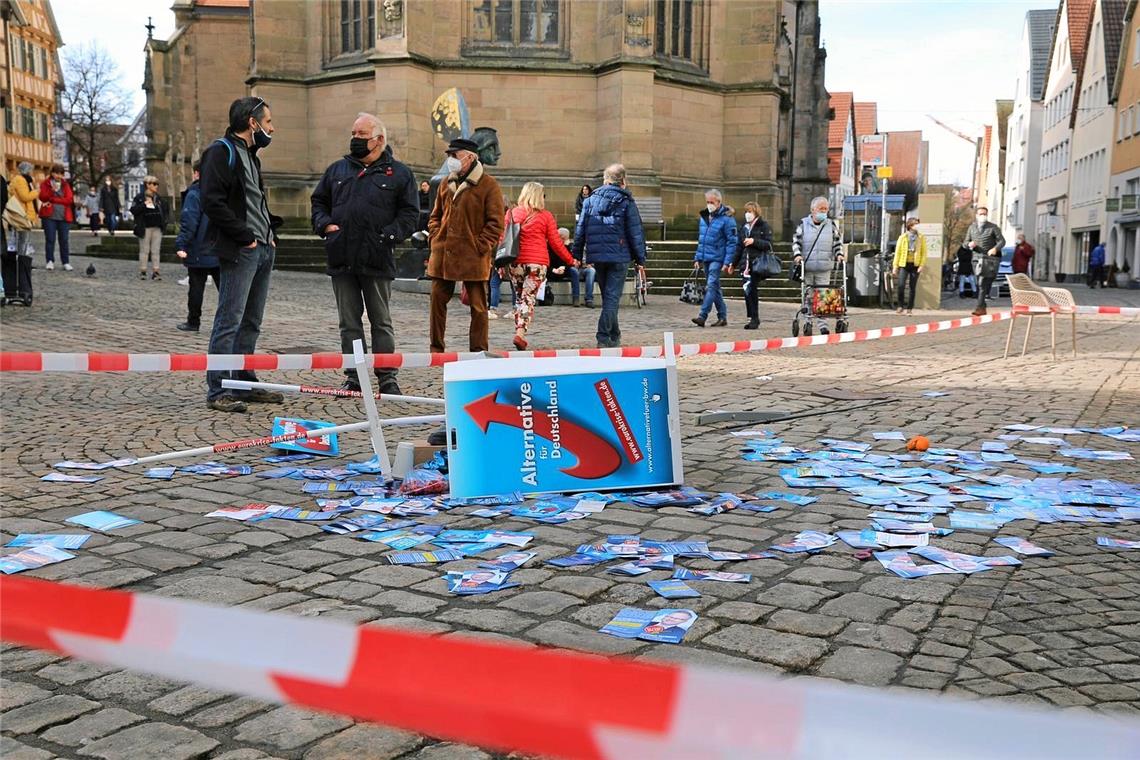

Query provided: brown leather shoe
[971,307,986,316]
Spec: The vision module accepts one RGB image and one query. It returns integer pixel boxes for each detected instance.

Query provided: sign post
[877,165,893,257]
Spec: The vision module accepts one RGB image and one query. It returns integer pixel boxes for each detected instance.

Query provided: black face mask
[252,123,272,149]
[349,137,372,159]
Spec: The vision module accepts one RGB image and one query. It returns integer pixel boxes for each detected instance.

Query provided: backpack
[211,138,238,170]
[495,210,524,268]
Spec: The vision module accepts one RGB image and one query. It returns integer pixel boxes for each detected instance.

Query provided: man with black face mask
[311,113,419,395]
[201,95,285,413]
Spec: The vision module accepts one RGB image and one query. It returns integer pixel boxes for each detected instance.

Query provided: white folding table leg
[353,340,390,475]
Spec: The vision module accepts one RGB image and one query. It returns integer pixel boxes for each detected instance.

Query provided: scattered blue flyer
[0,545,76,574]
[769,530,836,554]
[53,459,135,470]
[42,472,103,483]
[321,514,389,534]
[262,507,349,521]
[264,453,315,464]
[672,567,750,583]
[755,492,818,506]
[446,492,525,507]
[981,442,1009,452]
[600,608,697,644]
[511,502,572,520]
[922,391,950,397]
[643,540,708,557]
[648,579,701,599]
[949,511,1013,531]
[387,549,466,564]
[873,550,959,579]
[257,466,301,479]
[702,550,775,561]
[635,554,675,569]
[837,530,886,550]
[479,551,536,571]
[269,417,340,457]
[1097,536,1140,549]
[911,546,1021,573]
[872,431,906,441]
[469,508,509,518]
[358,529,435,550]
[994,536,1054,557]
[444,568,519,595]
[738,502,777,513]
[546,552,611,567]
[6,534,91,549]
[64,511,140,531]
[144,467,176,480]
[607,561,653,576]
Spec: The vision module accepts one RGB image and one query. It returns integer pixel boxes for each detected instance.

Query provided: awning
[842,194,907,212]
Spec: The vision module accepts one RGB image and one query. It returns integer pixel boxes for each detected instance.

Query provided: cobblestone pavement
[2,250,1139,759]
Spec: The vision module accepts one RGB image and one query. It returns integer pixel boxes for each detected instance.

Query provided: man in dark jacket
[961,205,1005,315]
[572,164,646,348]
[200,96,285,413]
[311,113,419,395]
[175,163,220,332]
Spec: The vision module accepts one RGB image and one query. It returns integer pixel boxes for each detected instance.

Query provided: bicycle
[630,265,650,308]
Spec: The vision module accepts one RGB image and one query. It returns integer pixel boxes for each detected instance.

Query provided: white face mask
[744,212,756,223]
[445,156,462,173]
[976,215,988,225]
[706,203,717,213]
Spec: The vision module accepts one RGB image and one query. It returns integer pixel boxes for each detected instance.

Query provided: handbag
[494,210,525,268]
[754,250,782,280]
[459,283,470,305]
[973,252,999,279]
[679,271,706,304]
[3,196,32,231]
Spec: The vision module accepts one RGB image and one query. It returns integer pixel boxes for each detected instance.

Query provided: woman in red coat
[38,163,75,271]
[502,181,578,350]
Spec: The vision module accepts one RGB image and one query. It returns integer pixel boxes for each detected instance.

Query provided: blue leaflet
[672,567,750,583]
[647,580,701,599]
[6,534,91,549]
[64,511,140,531]
[145,467,177,480]
[994,536,1054,556]
[599,608,697,644]
[754,492,818,506]
[387,549,466,564]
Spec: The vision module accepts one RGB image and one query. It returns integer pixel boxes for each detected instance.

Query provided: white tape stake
[222,379,446,406]
[353,339,391,475]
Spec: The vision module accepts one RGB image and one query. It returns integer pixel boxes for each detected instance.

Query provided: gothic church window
[469,0,561,49]
[329,0,376,59]
[654,0,706,68]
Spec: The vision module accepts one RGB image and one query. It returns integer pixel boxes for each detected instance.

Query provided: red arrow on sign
[463,391,622,480]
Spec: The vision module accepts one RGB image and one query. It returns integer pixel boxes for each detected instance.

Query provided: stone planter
[1115,271,1131,288]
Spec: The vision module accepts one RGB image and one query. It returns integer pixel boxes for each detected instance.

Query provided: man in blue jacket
[311,113,419,395]
[175,163,220,332]
[572,164,646,348]
[690,189,738,327]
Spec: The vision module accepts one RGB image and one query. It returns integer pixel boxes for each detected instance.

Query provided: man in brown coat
[427,137,505,352]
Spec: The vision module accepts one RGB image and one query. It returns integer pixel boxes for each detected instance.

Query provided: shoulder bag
[494,210,527,268]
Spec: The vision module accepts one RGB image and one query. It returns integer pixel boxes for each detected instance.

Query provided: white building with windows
[1107,0,1140,280]
[1004,10,1057,257]
[1067,0,1127,273]
[827,91,856,215]
[1037,0,1094,280]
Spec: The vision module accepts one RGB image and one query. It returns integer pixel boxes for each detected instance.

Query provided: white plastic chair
[1004,273,1077,359]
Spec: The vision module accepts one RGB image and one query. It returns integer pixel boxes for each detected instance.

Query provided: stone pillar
[914,193,944,310]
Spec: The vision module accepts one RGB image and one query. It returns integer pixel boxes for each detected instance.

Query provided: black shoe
[339,379,362,394]
[377,378,402,396]
[242,388,284,404]
[820,327,830,335]
[713,318,728,327]
[427,426,448,446]
[585,301,595,308]
[691,316,706,327]
[176,322,199,332]
[207,395,247,413]
[572,298,580,307]
[744,321,759,330]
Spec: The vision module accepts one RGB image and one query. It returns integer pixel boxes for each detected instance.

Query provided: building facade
[145,0,832,235]
[1067,0,1126,275]
[117,109,148,207]
[1003,9,1056,263]
[826,90,855,214]
[1,0,63,180]
[1108,0,1140,278]
[1037,0,1094,280]
[985,100,1012,233]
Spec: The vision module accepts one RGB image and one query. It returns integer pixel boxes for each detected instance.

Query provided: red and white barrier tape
[1,307,1134,373]
[2,577,1136,759]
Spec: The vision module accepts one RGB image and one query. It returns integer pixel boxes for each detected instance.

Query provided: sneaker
[63,263,73,272]
[242,388,284,404]
[139,271,147,280]
[151,272,162,281]
[377,378,402,396]
[905,309,913,316]
[177,276,190,286]
[713,318,728,327]
[896,308,904,314]
[207,395,247,413]
[487,311,500,320]
[176,322,200,332]
[45,261,54,271]
[691,316,706,327]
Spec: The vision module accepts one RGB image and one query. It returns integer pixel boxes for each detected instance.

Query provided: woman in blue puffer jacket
[691,189,738,327]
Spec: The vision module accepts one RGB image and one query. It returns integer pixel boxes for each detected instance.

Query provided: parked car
[992,246,1014,298]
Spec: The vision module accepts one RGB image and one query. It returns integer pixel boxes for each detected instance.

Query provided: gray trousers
[331,274,397,383]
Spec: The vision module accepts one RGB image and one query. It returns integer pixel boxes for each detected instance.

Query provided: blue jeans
[489,267,512,308]
[699,260,726,320]
[206,243,275,401]
[568,266,596,303]
[594,261,628,347]
[42,218,70,264]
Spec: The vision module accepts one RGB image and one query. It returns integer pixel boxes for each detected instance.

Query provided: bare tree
[60,42,134,190]
[943,190,973,254]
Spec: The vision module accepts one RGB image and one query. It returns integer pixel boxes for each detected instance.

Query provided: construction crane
[926,114,979,145]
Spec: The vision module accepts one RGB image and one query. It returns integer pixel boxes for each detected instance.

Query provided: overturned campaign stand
[443,345,684,498]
